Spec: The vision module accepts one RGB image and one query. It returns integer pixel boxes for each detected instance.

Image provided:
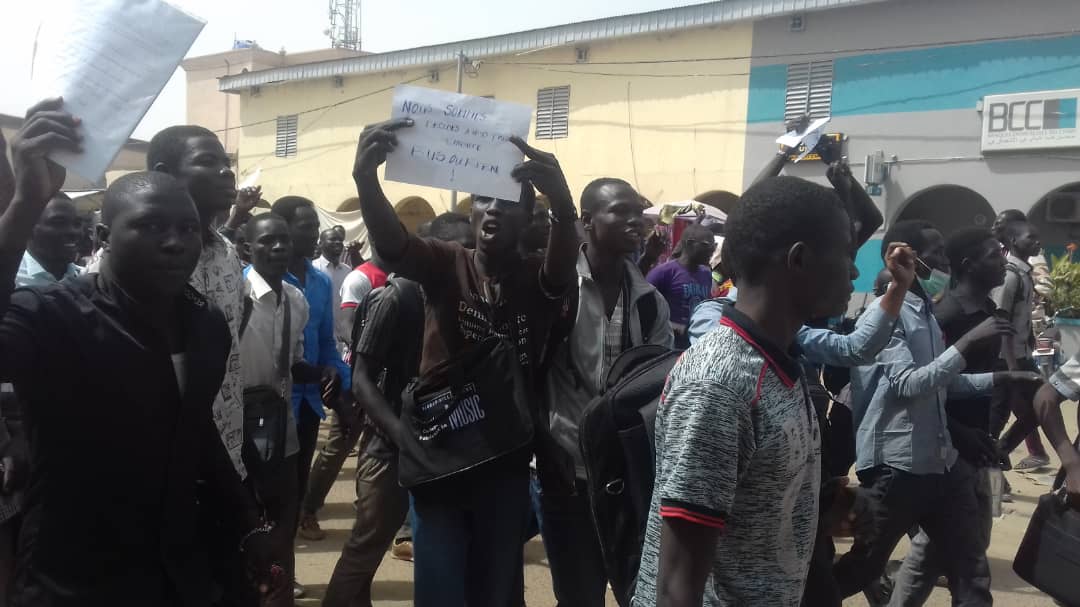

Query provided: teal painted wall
[854,238,883,294]
[747,35,1080,123]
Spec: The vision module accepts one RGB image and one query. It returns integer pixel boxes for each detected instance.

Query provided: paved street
[295,402,1077,606]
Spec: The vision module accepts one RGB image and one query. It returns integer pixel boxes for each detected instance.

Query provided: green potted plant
[1050,243,1080,359]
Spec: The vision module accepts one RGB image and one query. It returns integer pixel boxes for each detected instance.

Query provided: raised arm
[0,128,13,215]
[0,99,80,314]
[750,150,789,188]
[827,160,883,248]
[798,243,913,366]
[509,137,578,291]
[351,119,414,264]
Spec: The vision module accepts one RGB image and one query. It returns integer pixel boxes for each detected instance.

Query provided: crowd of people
[0,97,1076,607]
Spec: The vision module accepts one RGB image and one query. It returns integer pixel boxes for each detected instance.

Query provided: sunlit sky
[2,0,707,139]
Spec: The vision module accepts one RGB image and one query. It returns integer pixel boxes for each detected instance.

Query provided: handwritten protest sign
[31,0,204,183]
[385,85,533,201]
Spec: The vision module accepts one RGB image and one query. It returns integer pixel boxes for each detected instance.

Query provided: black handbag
[1013,457,1080,607]
[239,291,293,466]
[398,335,534,488]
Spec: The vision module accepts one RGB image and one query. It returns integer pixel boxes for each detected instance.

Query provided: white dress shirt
[239,268,309,457]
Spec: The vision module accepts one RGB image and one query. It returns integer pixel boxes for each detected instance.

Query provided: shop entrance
[893,185,994,237]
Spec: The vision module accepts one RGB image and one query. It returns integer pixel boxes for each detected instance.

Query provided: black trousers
[832,462,991,605]
[297,401,322,515]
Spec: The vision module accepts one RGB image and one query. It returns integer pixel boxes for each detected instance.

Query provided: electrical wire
[231,73,432,175]
[212,73,431,134]
[486,28,1080,66]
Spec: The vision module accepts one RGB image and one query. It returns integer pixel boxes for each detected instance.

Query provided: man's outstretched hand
[352,118,413,181]
[509,136,572,209]
[10,98,81,205]
[883,242,916,290]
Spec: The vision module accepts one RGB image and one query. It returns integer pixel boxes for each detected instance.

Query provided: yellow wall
[232,23,752,213]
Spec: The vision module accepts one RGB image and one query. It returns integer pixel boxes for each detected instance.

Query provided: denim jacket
[850,292,993,475]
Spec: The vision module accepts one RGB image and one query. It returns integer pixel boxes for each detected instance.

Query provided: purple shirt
[646,259,712,327]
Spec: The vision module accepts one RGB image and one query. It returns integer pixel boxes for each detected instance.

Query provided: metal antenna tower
[328,0,361,50]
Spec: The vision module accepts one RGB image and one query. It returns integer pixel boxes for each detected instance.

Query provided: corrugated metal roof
[218,0,888,92]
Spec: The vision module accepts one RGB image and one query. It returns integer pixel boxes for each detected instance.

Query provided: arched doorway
[337,197,360,212]
[1030,182,1080,263]
[395,196,436,233]
[893,185,994,237]
[455,196,473,214]
[693,190,739,215]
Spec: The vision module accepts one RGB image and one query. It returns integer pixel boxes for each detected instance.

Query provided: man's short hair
[580,177,635,215]
[1001,218,1031,243]
[880,219,936,260]
[245,212,288,242]
[722,176,845,285]
[271,196,315,223]
[945,227,995,277]
[102,171,188,224]
[993,209,1027,243]
[147,125,217,170]
[428,212,471,242]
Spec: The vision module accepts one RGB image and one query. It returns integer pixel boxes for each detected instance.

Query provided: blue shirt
[248,261,351,418]
[849,292,994,475]
[15,251,82,288]
[688,297,897,368]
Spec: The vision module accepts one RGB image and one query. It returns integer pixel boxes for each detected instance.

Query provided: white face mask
[917,267,951,302]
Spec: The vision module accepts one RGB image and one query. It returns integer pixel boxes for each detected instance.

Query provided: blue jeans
[411,465,531,607]
[538,478,608,607]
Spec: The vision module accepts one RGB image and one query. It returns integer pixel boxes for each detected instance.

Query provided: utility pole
[450,51,465,210]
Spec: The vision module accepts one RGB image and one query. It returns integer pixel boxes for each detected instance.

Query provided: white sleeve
[340,270,372,309]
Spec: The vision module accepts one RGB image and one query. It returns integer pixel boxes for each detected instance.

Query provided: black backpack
[579,343,680,607]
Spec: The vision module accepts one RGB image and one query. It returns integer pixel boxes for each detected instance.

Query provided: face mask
[917,268,951,302]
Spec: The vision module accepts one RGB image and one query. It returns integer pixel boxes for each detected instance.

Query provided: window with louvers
[784,60,833,121]
[535,86,570,140]
[275,115,298,158]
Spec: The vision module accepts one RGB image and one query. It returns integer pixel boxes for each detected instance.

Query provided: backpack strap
[637,292,658,344]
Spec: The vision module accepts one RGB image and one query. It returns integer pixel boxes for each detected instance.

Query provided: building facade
[194,0,880,231]
[182,46,364,159]
[743,0,1080,291]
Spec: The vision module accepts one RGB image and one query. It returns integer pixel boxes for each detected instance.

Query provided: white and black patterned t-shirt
[633,305,821,607]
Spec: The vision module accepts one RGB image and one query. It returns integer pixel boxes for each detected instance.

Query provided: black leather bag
[239,291,292,467]
[398,335,534,488]
[1013,463,1080,607]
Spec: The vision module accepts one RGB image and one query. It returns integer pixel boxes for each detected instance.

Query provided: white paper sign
[31,0,205,183]
[385,85,533,201]
[777,116,825,149]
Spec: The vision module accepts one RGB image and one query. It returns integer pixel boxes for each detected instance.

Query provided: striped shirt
[634,304,821,607]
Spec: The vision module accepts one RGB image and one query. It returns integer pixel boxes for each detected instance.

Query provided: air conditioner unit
[1046,191,1080,223]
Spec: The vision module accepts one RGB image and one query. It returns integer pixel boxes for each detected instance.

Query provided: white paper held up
[30,0,205,183]
[385,85,533,201]
[775,116,831,149]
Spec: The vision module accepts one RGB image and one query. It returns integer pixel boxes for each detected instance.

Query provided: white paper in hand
[30,0,205,183]
[385,85,533,201]
[775,116,831,149]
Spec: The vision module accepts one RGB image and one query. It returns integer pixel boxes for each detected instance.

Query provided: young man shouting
[351,118,578,607]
